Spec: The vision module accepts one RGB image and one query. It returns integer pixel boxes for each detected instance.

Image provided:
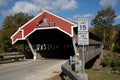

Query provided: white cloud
[100,0,119,7]
[32,0,51,6]
[2,1,38,15]
[53,0,77,10]
[11,2,37,14]
[32,0,78,10]
[83,14,94,18]
[4,0,78,15]
[32,0,53,10]
[0,0,8,7]
[115,15,120,20]
[73,15,81,20]
[70,14,94,21]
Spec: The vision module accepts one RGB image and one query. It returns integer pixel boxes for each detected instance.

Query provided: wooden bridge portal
[11,10,102,64]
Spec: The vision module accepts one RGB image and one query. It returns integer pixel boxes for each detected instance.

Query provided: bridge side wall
[77,44,102,63]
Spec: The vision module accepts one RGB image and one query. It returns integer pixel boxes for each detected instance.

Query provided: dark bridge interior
[26,29,75,59]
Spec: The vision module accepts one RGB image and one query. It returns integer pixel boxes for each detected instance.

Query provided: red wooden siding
[11,10,77,44]
[12,31,22,43]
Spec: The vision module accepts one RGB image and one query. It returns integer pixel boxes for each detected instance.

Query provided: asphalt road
[0,59,66,80]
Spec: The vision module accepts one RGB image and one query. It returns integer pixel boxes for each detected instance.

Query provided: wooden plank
[3,55,24,59]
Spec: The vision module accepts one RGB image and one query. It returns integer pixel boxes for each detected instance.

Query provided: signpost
[78,18,89,73]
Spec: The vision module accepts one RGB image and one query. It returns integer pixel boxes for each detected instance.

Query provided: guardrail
[0,52,25,63]
[62,58,88,80]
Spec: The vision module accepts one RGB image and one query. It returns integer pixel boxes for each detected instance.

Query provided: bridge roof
[11,10,77,44]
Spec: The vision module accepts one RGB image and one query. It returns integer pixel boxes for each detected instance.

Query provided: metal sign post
[78,18,89,73]
[82,44,85,73]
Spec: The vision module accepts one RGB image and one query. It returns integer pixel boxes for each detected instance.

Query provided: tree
[114,30,120,52]
[92,6,116,27]
[90,25,105,40]
[91,6,116,49]
[0,29,4,52]
[0,13,33,52]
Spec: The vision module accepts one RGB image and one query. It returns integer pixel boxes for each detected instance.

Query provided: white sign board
[78,18,89,45]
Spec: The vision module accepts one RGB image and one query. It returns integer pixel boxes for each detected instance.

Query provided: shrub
[113,43,120,53]
[101,58,111,68]
[111,59,120,71]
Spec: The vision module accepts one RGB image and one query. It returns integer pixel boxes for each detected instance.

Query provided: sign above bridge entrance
[37,18,56,27]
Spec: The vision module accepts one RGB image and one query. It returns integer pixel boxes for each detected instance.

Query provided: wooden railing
[0,52,25,63]
[79,47,102,63]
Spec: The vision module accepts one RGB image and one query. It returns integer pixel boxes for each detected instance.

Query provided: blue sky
[0,0,120,28]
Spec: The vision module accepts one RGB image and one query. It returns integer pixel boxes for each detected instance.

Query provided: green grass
[86,69,120,80]
[49,69,120,80]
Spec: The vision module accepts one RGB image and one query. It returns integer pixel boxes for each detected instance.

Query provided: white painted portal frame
[26,38,36,60]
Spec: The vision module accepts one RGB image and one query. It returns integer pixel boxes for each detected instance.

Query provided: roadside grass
[48,72,70,80]
[49,69,120,80]
[86,69,120,80]
[48,75,61,80]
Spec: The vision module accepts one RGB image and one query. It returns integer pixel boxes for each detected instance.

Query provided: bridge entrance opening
[11,10,77,60]
[26,29,75,59]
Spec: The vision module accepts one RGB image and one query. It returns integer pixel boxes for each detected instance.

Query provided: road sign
[78,18,89,45]
[78,18,89,73]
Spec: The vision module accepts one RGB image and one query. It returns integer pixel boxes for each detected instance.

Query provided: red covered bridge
[11,10,102,64]
[11,10,77,60]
